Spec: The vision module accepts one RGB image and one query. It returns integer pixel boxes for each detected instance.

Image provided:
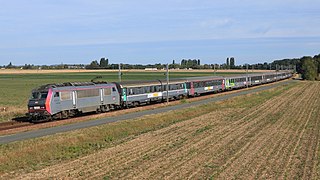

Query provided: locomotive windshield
[30,91,48,100]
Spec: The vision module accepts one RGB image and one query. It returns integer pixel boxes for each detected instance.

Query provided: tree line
[3,54,320,80]
[272,54,320,80]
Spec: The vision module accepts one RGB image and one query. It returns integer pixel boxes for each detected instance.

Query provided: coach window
[194,82,198,88]
[137,87,142,94]
[129,88,133,95]
[162,85,167,91]
[171,84,177,90]
[155,85,161,92]
[213,81,217,86]
[112,87,116,92]
[143,86,148,93]
[54,92,60,98]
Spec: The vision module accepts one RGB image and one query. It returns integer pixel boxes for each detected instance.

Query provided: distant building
[145,68,158,71]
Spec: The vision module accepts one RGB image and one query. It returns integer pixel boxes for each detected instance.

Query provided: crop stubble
[6,81,320,179]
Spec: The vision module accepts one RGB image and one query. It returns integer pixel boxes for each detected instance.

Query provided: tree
[314,54,320,76]
[226,58,230,69]
[301,57,317,80]
[230,57,235,69]
[86,60,100,69]
[100,58,107,68]
[6,62,13,69]
[181,59,187,66]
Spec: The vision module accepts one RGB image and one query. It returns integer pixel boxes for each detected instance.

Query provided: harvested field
[2,81,320,179]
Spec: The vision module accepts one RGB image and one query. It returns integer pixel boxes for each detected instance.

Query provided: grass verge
[0,82,298,175]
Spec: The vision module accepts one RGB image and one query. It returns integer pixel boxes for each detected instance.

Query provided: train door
[111,87,118,104]
[122,88,127,106]
[190,82,194,96]
[52,91,61,113]
[222,79,225,90]
[225,79,230,89]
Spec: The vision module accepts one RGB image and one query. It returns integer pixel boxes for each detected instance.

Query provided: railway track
[0,79,293,134]
[0,121,33,131]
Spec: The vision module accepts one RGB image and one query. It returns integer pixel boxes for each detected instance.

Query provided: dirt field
[0,68,274,74]
[4,81,320,179]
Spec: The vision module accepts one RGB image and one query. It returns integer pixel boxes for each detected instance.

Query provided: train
[27,71,293,122]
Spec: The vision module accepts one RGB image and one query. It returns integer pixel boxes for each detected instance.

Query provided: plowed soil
[5,81,320,179]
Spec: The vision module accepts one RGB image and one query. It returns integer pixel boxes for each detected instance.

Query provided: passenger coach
[116,79,187,107]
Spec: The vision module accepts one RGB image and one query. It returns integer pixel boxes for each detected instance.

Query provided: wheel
[100,105,106,113]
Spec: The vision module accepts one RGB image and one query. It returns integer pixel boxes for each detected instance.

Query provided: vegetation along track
[2,81,319,179]
[0,121,32,131]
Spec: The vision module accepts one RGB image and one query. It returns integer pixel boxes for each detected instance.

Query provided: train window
[132,88,139,95]
[162,85,167,91]
[77,89,99,98]
[185,82,191,89]
[156,85,161,92]
[129,88,134,95]
[54,92,59,98]
[60,91,71,101]
[112,87,116,92]
[149,86,153,93]
[143,86,150,93]
[104,88,111,96]
[132,88,138,95]
[213,80,218,86]
[136,87,144,94]
[174,84,180,90]
[169,84,176,90]
[173,84,178,90]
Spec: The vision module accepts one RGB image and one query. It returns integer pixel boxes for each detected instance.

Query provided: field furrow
[227,82,317,179]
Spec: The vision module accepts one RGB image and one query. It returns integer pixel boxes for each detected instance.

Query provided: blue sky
[0,0,319,65]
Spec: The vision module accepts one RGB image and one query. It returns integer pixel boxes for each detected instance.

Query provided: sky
[0,0,320,65]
